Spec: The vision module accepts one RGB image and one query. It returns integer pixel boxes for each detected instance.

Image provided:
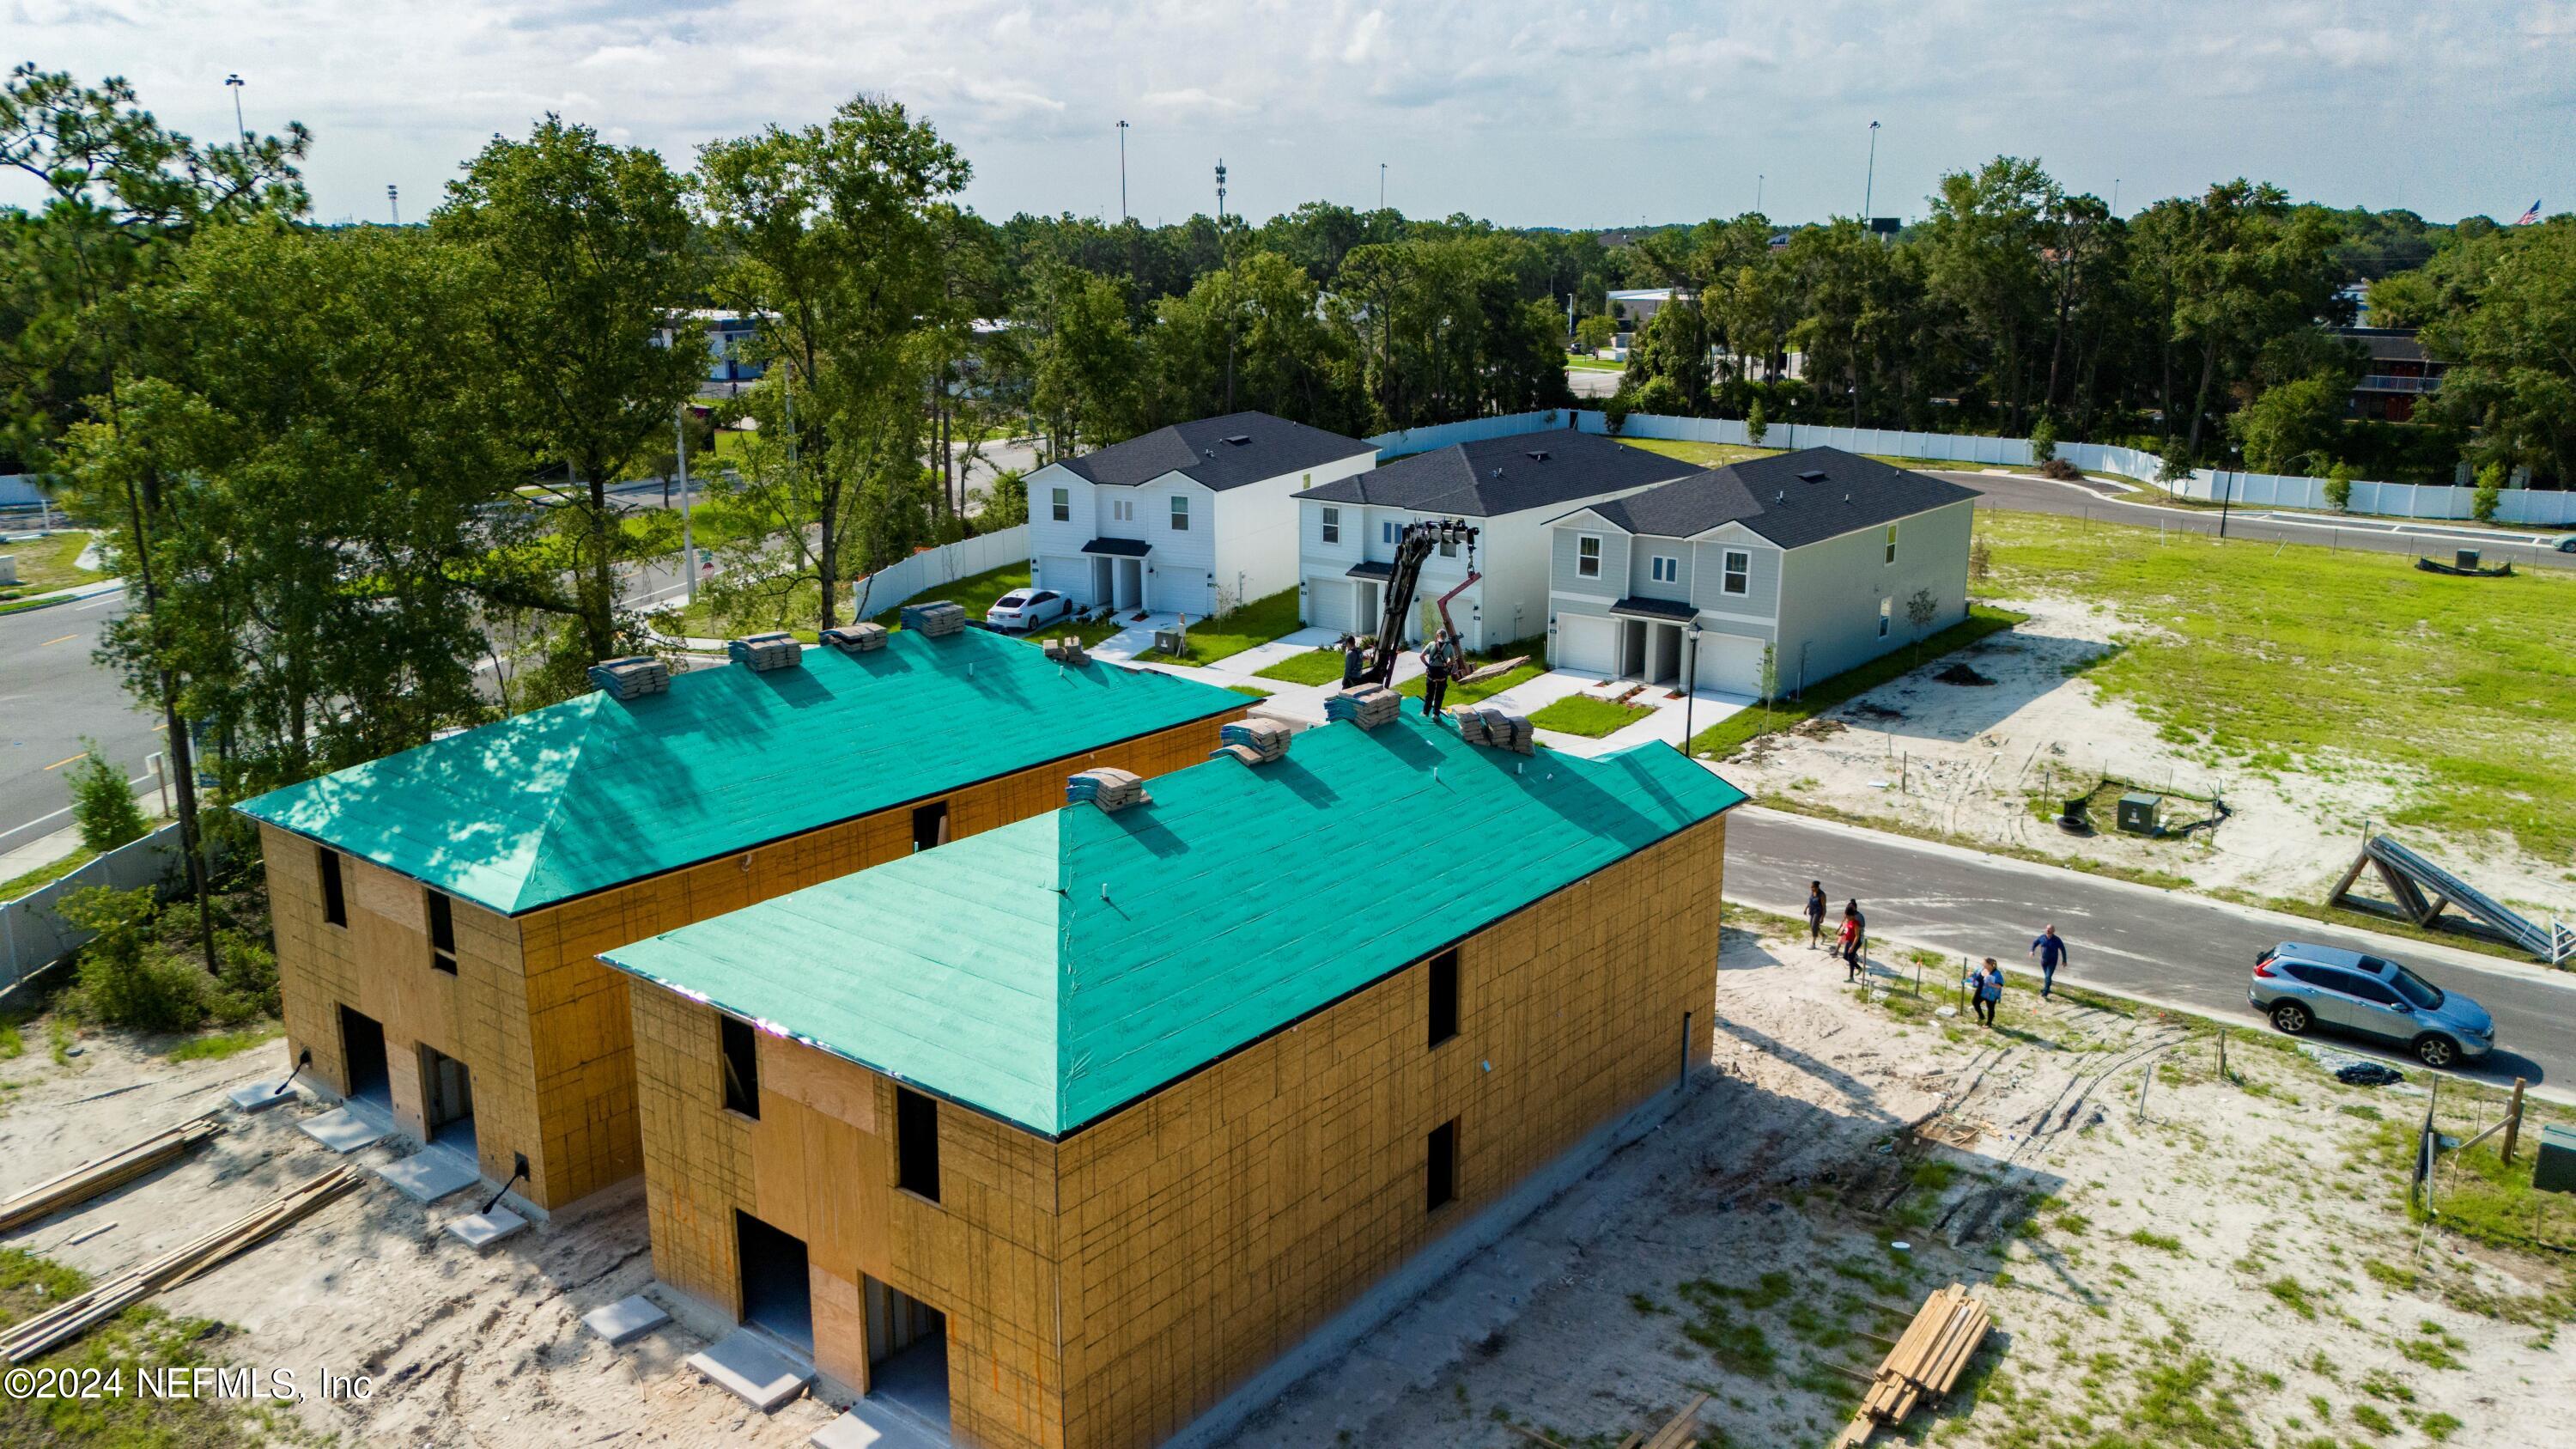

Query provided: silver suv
[2251,942,2494,1068]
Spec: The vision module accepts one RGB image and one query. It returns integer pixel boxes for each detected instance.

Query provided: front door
[419,1045,475,1151]
[737,1211,814,1349]
[338,1006,389,1108]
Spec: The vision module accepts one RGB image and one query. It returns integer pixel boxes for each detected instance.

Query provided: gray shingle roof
[1575,447,1977,549]
[1294,429,1690,516]
[1056,411,1374,492]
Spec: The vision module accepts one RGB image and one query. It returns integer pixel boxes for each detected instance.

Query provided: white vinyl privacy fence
[1,822,191,993]
[848,525,1028,618]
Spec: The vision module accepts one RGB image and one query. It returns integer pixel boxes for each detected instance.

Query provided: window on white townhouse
[1723,550,1751,595]
[1439,533,1458,558]
[1321,506,1340,544]
[1884,524,1899,565]
[1050,486,1069,523]
[1112,497,1133,522]
[1170,495,1189,530]
[1383,521,1398,545]
[1577,535,1601,578]
[1879,597,1893,636]
[1650,554,1679,585]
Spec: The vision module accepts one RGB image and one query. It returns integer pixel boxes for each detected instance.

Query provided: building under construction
[234,624,1248,1214]
[599,704,1747,1448]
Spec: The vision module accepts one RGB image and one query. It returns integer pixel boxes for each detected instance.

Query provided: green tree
[1575,314,1616,353]
[1745,397,1767,446]
[60,885,204,1029]
[2421,221,2576,485]
[2324,460,2354,512]
[2163,180,2345,460]
[68,738,146,851]
[981,469,1029,528]
[1016,259,1142,458]
[1921,157,2057,432]
[2472,462,2504,522]
[2030,413,2058,463]
[2227,372,2347,474]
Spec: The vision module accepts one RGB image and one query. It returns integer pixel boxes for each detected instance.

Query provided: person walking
[1420,628,1459,721]
[1805,881,1828,948]
[1338,633,1367,690]
[1838,902,1864,982]
[2028,925,2069,999]
[1970,958,2002,1026]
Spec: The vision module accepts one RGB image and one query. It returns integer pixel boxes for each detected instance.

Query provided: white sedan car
[985,588,1072,632]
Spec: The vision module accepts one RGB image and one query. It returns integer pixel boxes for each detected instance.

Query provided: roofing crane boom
[1358,518,1479,688]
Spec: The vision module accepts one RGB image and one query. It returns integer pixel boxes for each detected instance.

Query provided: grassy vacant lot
[1529,693,1652,737]
[1136,588,1300,666]
[1613,437,1777,470]
[0,533,102,612]
[1979,510,2576,861]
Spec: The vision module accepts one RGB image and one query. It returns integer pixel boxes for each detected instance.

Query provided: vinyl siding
[1772,498,1974,691]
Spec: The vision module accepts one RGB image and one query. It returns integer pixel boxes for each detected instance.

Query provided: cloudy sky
[9,1,2570,227]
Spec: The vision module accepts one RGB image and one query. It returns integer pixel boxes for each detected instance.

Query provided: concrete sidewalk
[1463,668,1752,758]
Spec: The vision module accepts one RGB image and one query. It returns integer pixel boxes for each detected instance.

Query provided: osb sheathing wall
[264,709,1238,1211]
[620,807,1725,1449]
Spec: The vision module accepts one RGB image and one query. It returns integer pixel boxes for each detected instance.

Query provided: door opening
[337,1006,390,1109]
[865,1277,950,1428]
[419,1044,476,1152]
[735,1210,813,1349]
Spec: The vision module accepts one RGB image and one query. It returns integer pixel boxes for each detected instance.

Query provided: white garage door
[1306,577,1358,635]
[1694,631,1766,695]
[1555,613,1618,676]
[1038,555,1092,606]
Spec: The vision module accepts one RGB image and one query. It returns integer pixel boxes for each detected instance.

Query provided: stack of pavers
[1324,686,1401,731]
[1210,718,1291,767]
[587,655,671,700]
[1065,768,1150,813]
[1453,708,1536,755]
[1043,636,1091,666]
[900,600,967,637]
[726,631,804,673]
[819,622,889,654]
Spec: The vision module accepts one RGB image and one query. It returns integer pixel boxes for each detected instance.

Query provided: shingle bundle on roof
[1043,636,1091,666]
[819,623,888,654]
[586,656,670,700]
[726,632,803,673]
[901,600,966,637]
[1325,687,1402,730]
[1066,768,1150,813]
[1454,708,1535,754]
[1214,718,1290,764]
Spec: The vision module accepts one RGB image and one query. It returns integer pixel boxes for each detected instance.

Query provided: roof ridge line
[509,691,620,911]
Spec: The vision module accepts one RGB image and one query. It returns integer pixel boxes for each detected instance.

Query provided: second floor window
[1112,497,1133,522]
[1577,535,1601,579]
[1321,506,1340,544]
[1170,495,1190,530]
[1050,486,1069,523]
[1650,555,1679,584]
[1723,550,1751,595]
[1884,524,1899,564]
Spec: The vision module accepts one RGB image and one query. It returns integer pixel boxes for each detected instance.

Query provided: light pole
[1117,120,1129,221]
[1682,624,1704,752]
[1862,120,1880,220]
[1378,162,1387,211]
[224,73,245,140]
[2111,178,2121,215]
[675,404,697,604]
[1757,174,1764,213]
[387,184,398,225]
[2220,446,2239,539]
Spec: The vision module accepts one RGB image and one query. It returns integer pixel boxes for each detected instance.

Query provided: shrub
[60,886,206,1032]
[1745,397,1767,447]
[2472,462,2503,523]
[2158,444,2195,484]
[1601,393,1630,435]
[1631,376,1684,417]
[212,928,279,1024]
[2038,457,2081,481]
[2324,462,2354,513]
[1969,535,1993,581]
[68,740,148,854]
[2030,414,2058,464]
[981,468,1028,528]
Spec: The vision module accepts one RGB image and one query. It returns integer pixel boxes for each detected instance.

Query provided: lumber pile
[1325,686,1401,730]
[1455,654,1529,685]
[1042,636,1091,665]
[587,655,670,700]
[1,1166,360,1363]
[901,600,966,637]
[819,622,888,655]
[0,1115,224,1234]
[1830,1283,1991,1448]
[1066,768,1150,813]
[1503,1391,1705,1449]
[726,631,803,672]
[1454,708,1535,754]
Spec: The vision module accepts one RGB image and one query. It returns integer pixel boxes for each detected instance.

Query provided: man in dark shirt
[2029,925,2069,999]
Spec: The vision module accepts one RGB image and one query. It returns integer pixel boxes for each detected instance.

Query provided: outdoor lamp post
[1682,623,1704,753]
[224,73,245,140]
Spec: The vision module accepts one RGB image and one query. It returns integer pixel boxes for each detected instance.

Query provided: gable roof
[1575,447,1978,549]
[1054,411,1374,492]
[599,707,1747,1138]
[234,629,1245,916]
[1292,429,1691,517]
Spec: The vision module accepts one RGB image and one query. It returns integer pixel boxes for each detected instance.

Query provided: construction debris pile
[1326,686,1402,730]
[901,600,967,637]
[1066,767,1151,813]
[820,623,888,654]
[726,632,803,673]
[1043,636,1091,666]
[0,1114,222,1233]
[1831,1283,1993,1447]
[587,655,671,700]
[1454,708,1536,754]
[1212,718,1291,767]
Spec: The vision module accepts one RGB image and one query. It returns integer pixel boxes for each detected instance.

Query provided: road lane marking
[39,633,80,647]
[42,753,85,770]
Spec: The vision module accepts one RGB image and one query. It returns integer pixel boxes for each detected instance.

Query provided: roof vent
[1775,490,1787,503]
[1222,434,1252,446]
[1525,449,1551,461]
[726,631,803,673]
[1797,469,1828,483]
[900,600,967,637]
[587,655,669,700]
[1844,493,1853,504]
[1455,708,1536,755]
[1212,718,1290,766]
[1066,767,1150,813]
[1324,686,1401,731]
[1490,466,1505,478]
[819,622,888,654]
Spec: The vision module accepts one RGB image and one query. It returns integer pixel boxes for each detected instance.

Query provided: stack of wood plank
[1455,654,1529,686]
[1,1166,360,1363]
[1066,768,1150,813]
[1504,1391,1706,1449]
[0,1115,224,1234]
[1454,709,1535,755]
[1830,1283,1992,1448]
[901,600,967,637]
[587,655,670,700]
[726,631,804,672]
[1325,686,1401,730]
[1043,636,1091,666]
[820,623,889,654]
[1217,719,1290,764]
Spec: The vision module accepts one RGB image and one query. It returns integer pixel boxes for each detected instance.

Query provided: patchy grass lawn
[1225,683,1273,698]
[1136,588,1302,667]
[0,532,101,599]
[164,1025,283,1063]
[0,1248,277,1446]
[1978,510,2576,861]
[1,847,98,904]
[1687,604,2027,758]
[1254,648,1348,686]
[1529,693,1653,737]
[1613,437,1779,470]
[1398,662,1546,707]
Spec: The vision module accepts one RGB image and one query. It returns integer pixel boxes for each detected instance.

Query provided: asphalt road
[1723,807,2576,1101]
[0,589,161,855]
[1931,469,2576,572]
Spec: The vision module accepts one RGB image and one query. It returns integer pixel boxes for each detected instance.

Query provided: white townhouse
[1291,428,1692,653]
[1024,411,1376,618]
[1546,447,1978,697]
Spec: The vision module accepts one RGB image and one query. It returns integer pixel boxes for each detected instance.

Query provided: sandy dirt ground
[1726,595,2576,922]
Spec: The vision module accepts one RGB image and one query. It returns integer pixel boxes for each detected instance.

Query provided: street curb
[0,578,123,616]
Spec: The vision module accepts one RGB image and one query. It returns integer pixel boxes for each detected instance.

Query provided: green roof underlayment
[234,628,1245,916]
[600,707,1748,1138]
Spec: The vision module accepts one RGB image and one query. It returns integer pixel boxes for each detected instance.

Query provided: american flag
[2516,199,2543,225]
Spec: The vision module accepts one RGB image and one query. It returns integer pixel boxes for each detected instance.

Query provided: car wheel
[2269,1002,2311,1036]
[2411,1033,2459,1069]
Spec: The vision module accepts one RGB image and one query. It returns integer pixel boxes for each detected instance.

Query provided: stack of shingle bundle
[1065,768,1151,813]
[587,655,670,700]
[819,623,889,654]
[1211,718,1290,766]
[726,631,804,673]
[1043,636,1091,666]
[901,600,967,637]
[1454,708,1536,754]
[1324,686,1401,731]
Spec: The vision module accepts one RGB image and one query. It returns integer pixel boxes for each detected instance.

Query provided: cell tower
[1215,159,1227,221]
